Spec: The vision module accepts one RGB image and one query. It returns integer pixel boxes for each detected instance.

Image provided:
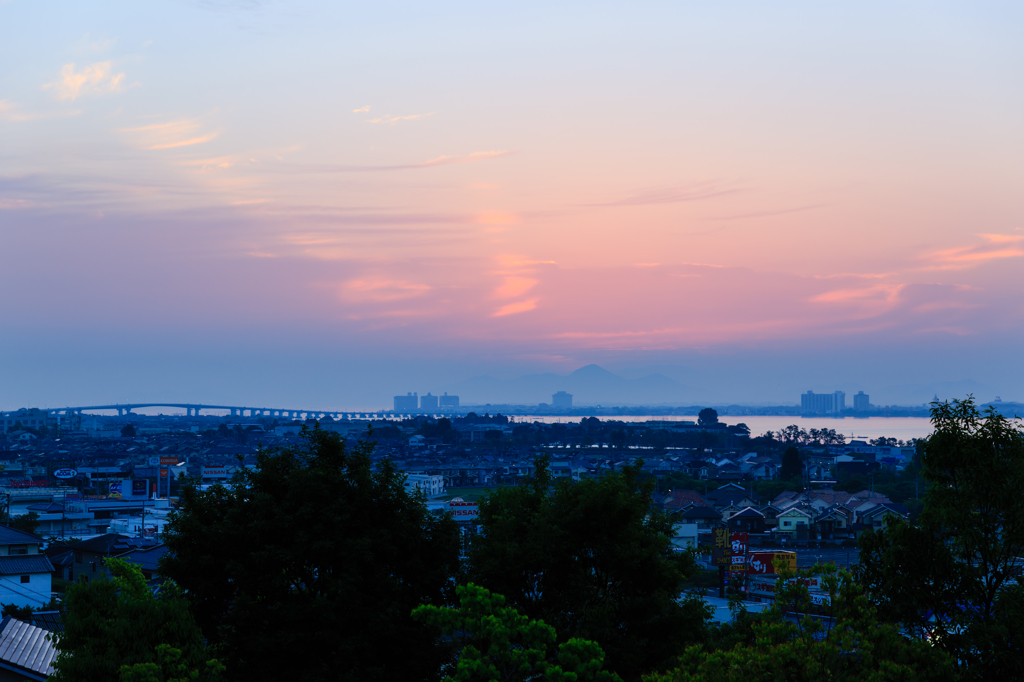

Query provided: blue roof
[0,527,42,546]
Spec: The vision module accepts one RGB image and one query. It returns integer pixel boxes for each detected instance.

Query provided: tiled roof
[0,616,57,679]
[0,555,53,576]
[0,527,42,546]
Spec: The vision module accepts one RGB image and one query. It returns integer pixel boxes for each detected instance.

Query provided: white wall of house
[0,573,52,608]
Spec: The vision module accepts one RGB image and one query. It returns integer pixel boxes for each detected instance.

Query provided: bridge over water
[54,403,434,420]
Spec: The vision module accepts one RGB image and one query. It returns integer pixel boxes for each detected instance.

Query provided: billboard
[711,527,732,565]
[448,500,479,523]
[132,479,148,496]
[730,532,748,556]
[748,551,798,575]
[108,481,123,499]
[159,456,179,465]
[203,467,230,478]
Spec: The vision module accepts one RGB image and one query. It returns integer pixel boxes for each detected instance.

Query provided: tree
[413,583,622,682]
[697,408,719,427]
[119,645,225,682]
[647,565,955,682]
[160,426,462,682]
[121,423,137,438]
[779,446,802,481]
[856,397,1024,679]
[469,455,709,681]
[51,558,218,682]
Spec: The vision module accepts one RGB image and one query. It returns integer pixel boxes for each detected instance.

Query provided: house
[679,506,722,531]
[0,615,56,681]
[0,528,51,609]
[660,490,709,512]
[68,534,161,583]
[813,505,855,543]
[705,484,760,510]
[775,507,814,543]
[856,503,909,536]
[728,507,766,533]
[116,544,168,582]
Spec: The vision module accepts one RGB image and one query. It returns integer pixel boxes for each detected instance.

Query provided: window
[75,551,82,564]
[19,576,29,584]
[783,521,792,527]
[9,546,27,555]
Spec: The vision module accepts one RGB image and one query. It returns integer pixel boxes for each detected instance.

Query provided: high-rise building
[853,391,870,411]
[439,393,460,409]
[800,390,846,416]
[394,393,418,412]
[552,391,573,408]
[420,393,439,411]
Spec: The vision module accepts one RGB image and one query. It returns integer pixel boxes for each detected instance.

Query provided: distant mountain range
[449,364,706,406]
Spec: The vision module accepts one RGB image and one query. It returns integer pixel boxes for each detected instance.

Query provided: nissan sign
[53,468,78,479]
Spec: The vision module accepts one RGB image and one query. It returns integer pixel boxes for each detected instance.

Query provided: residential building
[775,507,814,543]
[394,393,418,412]
[439,393,460,409]
[0,528,52,609]
[853,391,871,411]
[552,391,573,408]
[420,393,439,411]
[403,473,445,498]
[800,390,846,416]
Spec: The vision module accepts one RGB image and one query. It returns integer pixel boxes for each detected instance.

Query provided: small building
[727,507,766,533]
[0,528,51,609]
[775,507,814,543]
[404,473,445,498]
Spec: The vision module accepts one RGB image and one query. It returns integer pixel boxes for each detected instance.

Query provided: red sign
[160,456,179,465]
[748,551,798,575]
[160,469,168,477]
[730,532,748,557]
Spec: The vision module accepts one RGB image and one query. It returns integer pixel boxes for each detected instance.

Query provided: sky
[2,1,1023,410]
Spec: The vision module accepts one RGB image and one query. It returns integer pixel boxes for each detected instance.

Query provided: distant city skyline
[2,2,1022,410]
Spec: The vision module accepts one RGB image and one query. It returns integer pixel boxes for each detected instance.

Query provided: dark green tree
[779,446,802,481]
[648,565,955,682]
[468,455,709,681]
[121,423,137,438]
[413,583,622,682]
[857,397,1024,679]
[697,408,719,427]
[51,558,218,682]
[160,426,462,682]
[2,511,41,535]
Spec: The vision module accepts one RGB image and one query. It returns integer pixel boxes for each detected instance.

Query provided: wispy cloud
[0,99,82,122]
[921,234,1024,270]
[275,150,511,173]
[343,277,431,302]
[119,119,219,150]
[352,105,370,113]
[493,299,537,317]
[366,112,432,124]
[811,283,904,305]
[581,183,738,208]
[712,204,824,221]
[493,276,538,299]
[44,62,125,100]
[0,199,35,210]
